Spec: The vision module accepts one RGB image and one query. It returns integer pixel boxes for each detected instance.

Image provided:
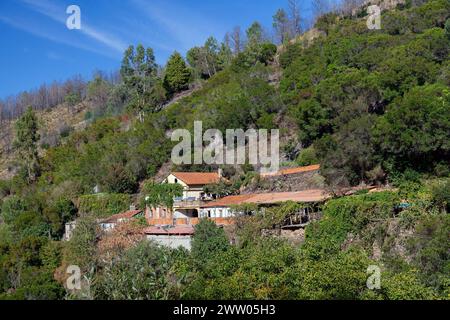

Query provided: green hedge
[77,193,131,218]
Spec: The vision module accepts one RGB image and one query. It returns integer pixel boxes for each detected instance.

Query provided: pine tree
[217,41,233,70]
[14,106,40,183]
[163,52,191,94]
[246,21,264,49]
[120,44,163,115]
[273,9,290,44]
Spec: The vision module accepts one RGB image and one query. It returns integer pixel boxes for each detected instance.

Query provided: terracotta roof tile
[172,172,221,185]
[201,194,255,208]
[261,164,320,177]
[201,189,329,207]
[143,225,195,235]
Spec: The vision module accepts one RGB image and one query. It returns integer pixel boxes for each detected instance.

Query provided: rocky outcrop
[351,0,406,15]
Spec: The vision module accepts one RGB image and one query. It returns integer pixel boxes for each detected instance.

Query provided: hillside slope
[0,0,448,300]
[0,102,88,180]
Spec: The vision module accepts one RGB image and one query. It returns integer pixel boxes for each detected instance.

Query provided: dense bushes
[373,84,450,173]
[281,0,449,185]
[78,193,131,218]
[87,186,448,300]
[162,63,281,136]
[93,241,189,300]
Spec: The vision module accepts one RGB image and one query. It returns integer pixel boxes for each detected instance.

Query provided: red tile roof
[201,189,329,208]
[172,172,221,185]
[143,225,195,235]
[260,164,321,177]
[200,194,255,208]
[101,209,142,224]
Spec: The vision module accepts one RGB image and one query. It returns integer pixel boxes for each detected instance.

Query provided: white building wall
[166,174,204,200]
[199,207,233,218]
[147,235,192,250]
[100,223,116,231]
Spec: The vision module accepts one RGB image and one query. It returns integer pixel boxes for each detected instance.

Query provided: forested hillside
[0,0,448,300]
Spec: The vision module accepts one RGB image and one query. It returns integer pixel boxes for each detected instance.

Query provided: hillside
[0,101,89,180]
[0,0,448,300]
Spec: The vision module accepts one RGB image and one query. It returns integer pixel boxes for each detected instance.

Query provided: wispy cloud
[132,0,222,51]
[20,0,127,54]
[113,16,175,53]
[0,14,114,58]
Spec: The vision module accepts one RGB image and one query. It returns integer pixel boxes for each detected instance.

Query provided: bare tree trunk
[288,0,302,37]
[231,26,243,55]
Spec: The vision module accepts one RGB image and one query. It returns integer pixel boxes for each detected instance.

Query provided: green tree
[217,41,233,70]
[377,270,437,300]
[93,241,188,300]
[187,37,221,79]
[292,99,331,146]
[86,75,112,116]
[191,219,230,268]
[120,44,165,114]
[64,216,97,270]
[64,93,81,107]
[14,107,40,183]
[296,146,319,166]
[373,84,450,172]
[246,21,264,48]
[141,182,183,209]
[273,9,290,44]
[163,52,191,94]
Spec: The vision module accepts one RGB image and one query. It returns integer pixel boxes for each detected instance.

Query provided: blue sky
[0,0,315,98]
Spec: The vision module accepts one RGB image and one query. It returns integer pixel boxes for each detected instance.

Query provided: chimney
[218,167,223,178]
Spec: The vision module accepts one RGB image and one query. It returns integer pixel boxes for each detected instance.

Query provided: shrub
[93,241,188,300]
[430,179,450,212]
[191,219,230,269]
[78,193,131,218]
[64,93,81,107]
[296,146,318,166]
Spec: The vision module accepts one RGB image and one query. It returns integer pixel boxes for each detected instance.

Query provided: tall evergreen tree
[14,106,40,183]
[120,44,164,115]
[163,52,191,94]
[273,9,290,44]
[246,21,264,49]
[187,37,221,79]
[217,41,233,70]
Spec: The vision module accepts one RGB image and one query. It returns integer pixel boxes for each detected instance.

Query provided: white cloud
[20,0,127,54]
[0,15,116,58]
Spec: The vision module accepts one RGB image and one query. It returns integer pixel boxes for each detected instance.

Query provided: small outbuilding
[143,225,195,250]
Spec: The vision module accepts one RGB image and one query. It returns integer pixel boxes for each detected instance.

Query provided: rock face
[280,228,306,245]
[289,28,327,48]
[261,228,306,245]
[362,0,406,12]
